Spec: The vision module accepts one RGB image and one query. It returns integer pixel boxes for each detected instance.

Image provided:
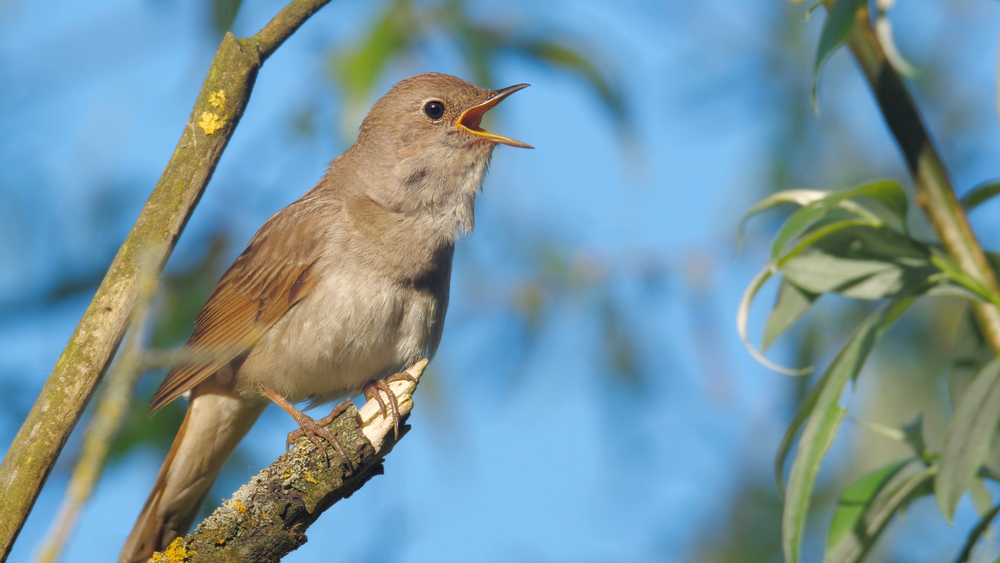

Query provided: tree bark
[147,360,427,563]
[0,1,332,559]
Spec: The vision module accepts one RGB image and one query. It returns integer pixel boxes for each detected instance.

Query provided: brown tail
[119,391,266,563]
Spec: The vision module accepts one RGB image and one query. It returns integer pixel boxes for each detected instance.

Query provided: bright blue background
[3,0,1000,561]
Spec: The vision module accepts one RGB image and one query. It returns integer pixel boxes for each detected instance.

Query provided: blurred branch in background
[328,0,630,143]
[0,0,332,559]
[33,253,161,563]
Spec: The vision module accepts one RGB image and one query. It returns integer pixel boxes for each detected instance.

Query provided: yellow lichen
[147,538,194,562]
[232,500,250,518]
[198,112,224,135]
[303,470,319,484]
[208,89,226,110]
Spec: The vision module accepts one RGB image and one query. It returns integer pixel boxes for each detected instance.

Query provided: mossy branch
[0,1,332,559]
[836,4,1000,352]
[147,360,428,563]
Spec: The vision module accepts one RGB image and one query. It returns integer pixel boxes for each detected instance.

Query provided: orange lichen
[147,538,194,562]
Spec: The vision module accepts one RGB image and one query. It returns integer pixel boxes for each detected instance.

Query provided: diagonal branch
[837,5,1000,352]
[0,1,332,559]
[148,360,428,563]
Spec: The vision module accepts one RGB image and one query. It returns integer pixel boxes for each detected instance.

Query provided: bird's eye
[423,100,446,120]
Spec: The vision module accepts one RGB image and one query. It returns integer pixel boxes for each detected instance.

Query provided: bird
[120,72,531,563]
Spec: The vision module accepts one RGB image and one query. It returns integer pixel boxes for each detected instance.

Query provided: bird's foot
[261,388,355,473]
[363,372,417,441]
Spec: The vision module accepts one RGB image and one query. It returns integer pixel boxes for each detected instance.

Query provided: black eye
[423,100,446,120]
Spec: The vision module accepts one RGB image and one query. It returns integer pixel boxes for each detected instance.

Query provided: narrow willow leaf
[782,298,914,563]
[762,280,819,353]
[873,8,917,77]
[950,306,990,411]
[212,0,244,34]
[901,415,927,459]
[332,0,413,104]
[954,501,1000,563]
[826,459,912,561]
[937,356,1000,524]
[736,189,829,255]
[826,465,936,563]
[780,226,936,300]
[772,180,904,260]
[738,266,812,375]
[969,477,993,517]
[960,180,1000,214]
[812,0,868,112]
[930,248,1000,307]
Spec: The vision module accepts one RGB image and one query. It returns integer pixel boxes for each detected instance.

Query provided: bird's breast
[235,253,451,406]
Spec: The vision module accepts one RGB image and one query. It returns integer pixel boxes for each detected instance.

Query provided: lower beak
[455,84,534,149]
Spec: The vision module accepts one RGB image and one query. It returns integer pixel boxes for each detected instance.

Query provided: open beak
[455,83,533,149]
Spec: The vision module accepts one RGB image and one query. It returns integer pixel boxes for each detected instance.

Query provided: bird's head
[350,73,531,238]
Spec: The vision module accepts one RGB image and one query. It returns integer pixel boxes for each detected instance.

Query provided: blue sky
[3,0,1000,561]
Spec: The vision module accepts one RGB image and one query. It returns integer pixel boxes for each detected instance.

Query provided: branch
[838,5,1000,352]
[148,360,428,563]
[0,1,332,559]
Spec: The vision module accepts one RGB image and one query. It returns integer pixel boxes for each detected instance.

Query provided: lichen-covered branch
[838,5,1000,352]
[0,1,332,559]
[148,360,428,563]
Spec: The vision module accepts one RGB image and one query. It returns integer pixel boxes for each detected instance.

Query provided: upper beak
[455,84,533,149]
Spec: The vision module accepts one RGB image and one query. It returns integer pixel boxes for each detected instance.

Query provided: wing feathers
[150,203,327,411]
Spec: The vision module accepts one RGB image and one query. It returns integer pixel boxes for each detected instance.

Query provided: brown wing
[150,202,325,411]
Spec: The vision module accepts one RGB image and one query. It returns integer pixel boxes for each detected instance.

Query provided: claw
[262,389,356,473]
[363,381,388,419]
[364,372,416,441]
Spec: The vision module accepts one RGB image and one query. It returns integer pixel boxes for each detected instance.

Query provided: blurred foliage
[5,0,1000,561]
[329,0,628,140]
[738,2,1000,562]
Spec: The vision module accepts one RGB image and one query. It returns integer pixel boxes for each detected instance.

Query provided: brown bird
[120,72,531,563]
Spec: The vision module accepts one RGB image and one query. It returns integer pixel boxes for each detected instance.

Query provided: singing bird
[120,73,531,562]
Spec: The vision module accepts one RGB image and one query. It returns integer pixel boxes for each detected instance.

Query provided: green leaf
[937,355,1000,523]
[738,266,812,375]
[961,179,1000,214]
[930,248,1000,307]
[812,0,868,112]
[762,280,819,353]
[850,415,925,458]
[901,415,927,459]
[782,297,914,563]
[872,8,917,78]
[737,189,833,255]
[826,459,912,560]
[780,226,936,300]
[954,501,1000,563]
[332,0,414,105]
[772,180,905,260]
[825,465,936,563]
[950,306,991,411]
[211,0,244,34]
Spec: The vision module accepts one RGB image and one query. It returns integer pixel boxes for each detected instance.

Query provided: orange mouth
[455,83,533,149]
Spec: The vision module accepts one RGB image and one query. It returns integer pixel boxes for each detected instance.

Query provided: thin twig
[148,360,428,563]
[836,4,1000,352]
[33,252,161,563]
[0,1,332,559]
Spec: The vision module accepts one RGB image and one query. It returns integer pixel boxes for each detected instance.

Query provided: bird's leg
[260,387,354,472]
[363,372,418,440]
